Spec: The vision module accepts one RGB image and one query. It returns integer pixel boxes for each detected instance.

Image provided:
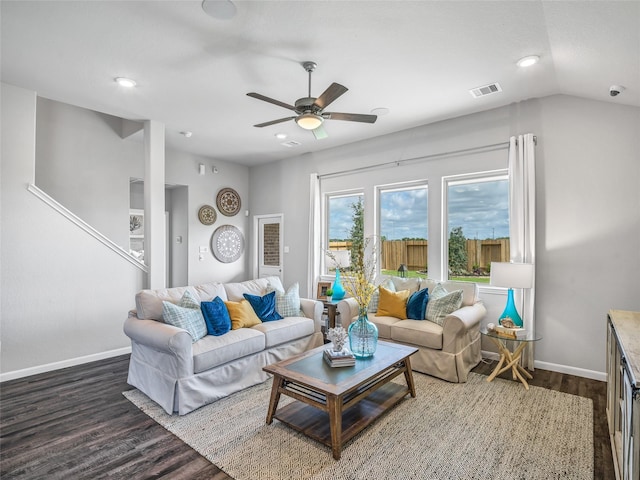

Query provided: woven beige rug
[123,372,593,480]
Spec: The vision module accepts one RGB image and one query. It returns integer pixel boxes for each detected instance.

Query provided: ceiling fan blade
[247,92,296,111]
[325,112,378,123]
[254,116,296,128]
[312,124,328,140]
[313,83,348,110]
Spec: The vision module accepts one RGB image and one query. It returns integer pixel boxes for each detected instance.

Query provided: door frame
[253,213,284,279]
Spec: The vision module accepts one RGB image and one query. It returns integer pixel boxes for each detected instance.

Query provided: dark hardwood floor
[1,355,614,479]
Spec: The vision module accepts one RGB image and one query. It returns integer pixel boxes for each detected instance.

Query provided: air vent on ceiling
[281,140,302,148]
[469,83,502,98]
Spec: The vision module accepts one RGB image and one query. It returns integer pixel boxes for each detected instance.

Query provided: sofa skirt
[128,331,323,415]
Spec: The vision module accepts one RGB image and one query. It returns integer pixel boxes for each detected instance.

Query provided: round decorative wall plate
[211,225,244,263]
[216,187,241,216]
[198,205,217,226]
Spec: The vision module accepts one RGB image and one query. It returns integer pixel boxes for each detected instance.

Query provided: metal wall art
[211,225,244,263]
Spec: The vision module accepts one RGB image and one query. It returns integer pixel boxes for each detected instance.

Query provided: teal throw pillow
[243,291,283,322]
[201,296,232,335]
[162,290,207,342]
[406,288,429,320]
[425,284,463,326]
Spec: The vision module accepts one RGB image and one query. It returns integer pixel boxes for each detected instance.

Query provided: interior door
[257,215,283,279]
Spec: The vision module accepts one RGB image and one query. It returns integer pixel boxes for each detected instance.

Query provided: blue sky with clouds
[329,179,508,241]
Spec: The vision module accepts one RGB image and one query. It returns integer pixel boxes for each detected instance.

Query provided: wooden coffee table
[263,340,418,459]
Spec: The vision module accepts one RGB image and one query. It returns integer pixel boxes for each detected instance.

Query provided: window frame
[376,180,429,278]
[323,189,364,275]
[442,169,509,283]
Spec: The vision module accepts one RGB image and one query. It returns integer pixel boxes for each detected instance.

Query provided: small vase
[331,268,346,301]
[348,307,378,358]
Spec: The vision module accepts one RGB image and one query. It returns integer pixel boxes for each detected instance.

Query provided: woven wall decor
[198,205,217,225]
[216,187,241,216]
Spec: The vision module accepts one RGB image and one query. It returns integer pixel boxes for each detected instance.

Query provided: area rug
[123,372,593,480]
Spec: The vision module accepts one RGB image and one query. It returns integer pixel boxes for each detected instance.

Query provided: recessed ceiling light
[275,133,287,140]
[202,0,237,20]
[371,107,389,116]
[114,77,137,88]
[517,55,540,68]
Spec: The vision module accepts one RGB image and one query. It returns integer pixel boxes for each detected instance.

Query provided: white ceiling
[2,1,639,167]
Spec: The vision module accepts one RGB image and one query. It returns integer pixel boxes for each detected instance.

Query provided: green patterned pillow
[268,282,303,317]
[162,290,207,342]
[426,284,463,326]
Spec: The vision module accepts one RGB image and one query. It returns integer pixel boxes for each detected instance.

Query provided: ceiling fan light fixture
[295,113,324,130]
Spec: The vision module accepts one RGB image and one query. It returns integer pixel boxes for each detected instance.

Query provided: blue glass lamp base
[331,268,346,301]
[498,288,523,327]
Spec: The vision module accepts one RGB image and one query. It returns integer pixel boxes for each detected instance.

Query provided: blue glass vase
[498,288,523,327]
[331,268,346,300]
[348,307,378,358]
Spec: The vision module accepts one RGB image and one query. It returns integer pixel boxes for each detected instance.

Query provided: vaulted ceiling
[2,1,639,166]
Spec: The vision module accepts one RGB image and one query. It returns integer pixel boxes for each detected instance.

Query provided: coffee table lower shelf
[274,382,409,450]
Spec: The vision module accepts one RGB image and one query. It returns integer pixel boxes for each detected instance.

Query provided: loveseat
[337,277,486,383]
[124,277,323,415]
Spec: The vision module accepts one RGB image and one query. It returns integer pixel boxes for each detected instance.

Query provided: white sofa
[337,277,486,383]
[124,277,323,415]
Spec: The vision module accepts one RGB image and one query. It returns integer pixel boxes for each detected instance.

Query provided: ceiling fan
[247,61,377,139]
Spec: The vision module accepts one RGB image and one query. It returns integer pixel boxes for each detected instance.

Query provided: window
[445,173,509,283]
[325,192,363,273]
[378,184,428,278]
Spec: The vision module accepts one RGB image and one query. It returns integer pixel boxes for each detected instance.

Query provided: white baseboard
[480,350,606,382]
[0,346,131,383]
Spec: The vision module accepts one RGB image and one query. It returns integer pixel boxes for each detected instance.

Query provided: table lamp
[490,262,534,327]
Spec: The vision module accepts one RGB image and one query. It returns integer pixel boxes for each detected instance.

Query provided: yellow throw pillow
[376,286,410,319]
[225,299,262,329]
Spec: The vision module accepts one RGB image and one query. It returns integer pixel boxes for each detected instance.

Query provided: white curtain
[508,134,536,370]
[308,173,321,299]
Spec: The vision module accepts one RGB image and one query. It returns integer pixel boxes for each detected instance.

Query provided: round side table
[480,327,541,390]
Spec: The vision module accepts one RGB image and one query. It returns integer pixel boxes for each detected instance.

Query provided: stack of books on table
[494,325,527,339]
[323,348,356,367]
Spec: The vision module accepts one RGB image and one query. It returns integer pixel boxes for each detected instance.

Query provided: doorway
[255,214,284,280]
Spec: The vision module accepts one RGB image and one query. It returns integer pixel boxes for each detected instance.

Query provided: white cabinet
[607,310,640,480]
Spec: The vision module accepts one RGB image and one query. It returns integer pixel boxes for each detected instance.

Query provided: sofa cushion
[224,278,269,301]
[161,291,207,342]
[391,319,443,350]
[201,296,232,336]
[426,284,464,326]
[225,299,262,329]
[377,286,410,319]
[390,276,421,294]
[366,314,403,339]
[135,282,227,321]
[192,328,266,373]
[267,282,304,317]
[193,282,228,303]
[406,288,429,320]
[243,291,283,322]
[251,317,315,348]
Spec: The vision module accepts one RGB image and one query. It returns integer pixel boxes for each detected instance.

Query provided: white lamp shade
[490,262,534,289]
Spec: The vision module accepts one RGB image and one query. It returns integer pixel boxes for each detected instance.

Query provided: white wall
[1,83,146,378]
[0,85,251,378]
[249,95,640,378]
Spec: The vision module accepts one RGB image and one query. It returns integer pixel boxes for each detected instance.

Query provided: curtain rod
[318,136,536,180]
